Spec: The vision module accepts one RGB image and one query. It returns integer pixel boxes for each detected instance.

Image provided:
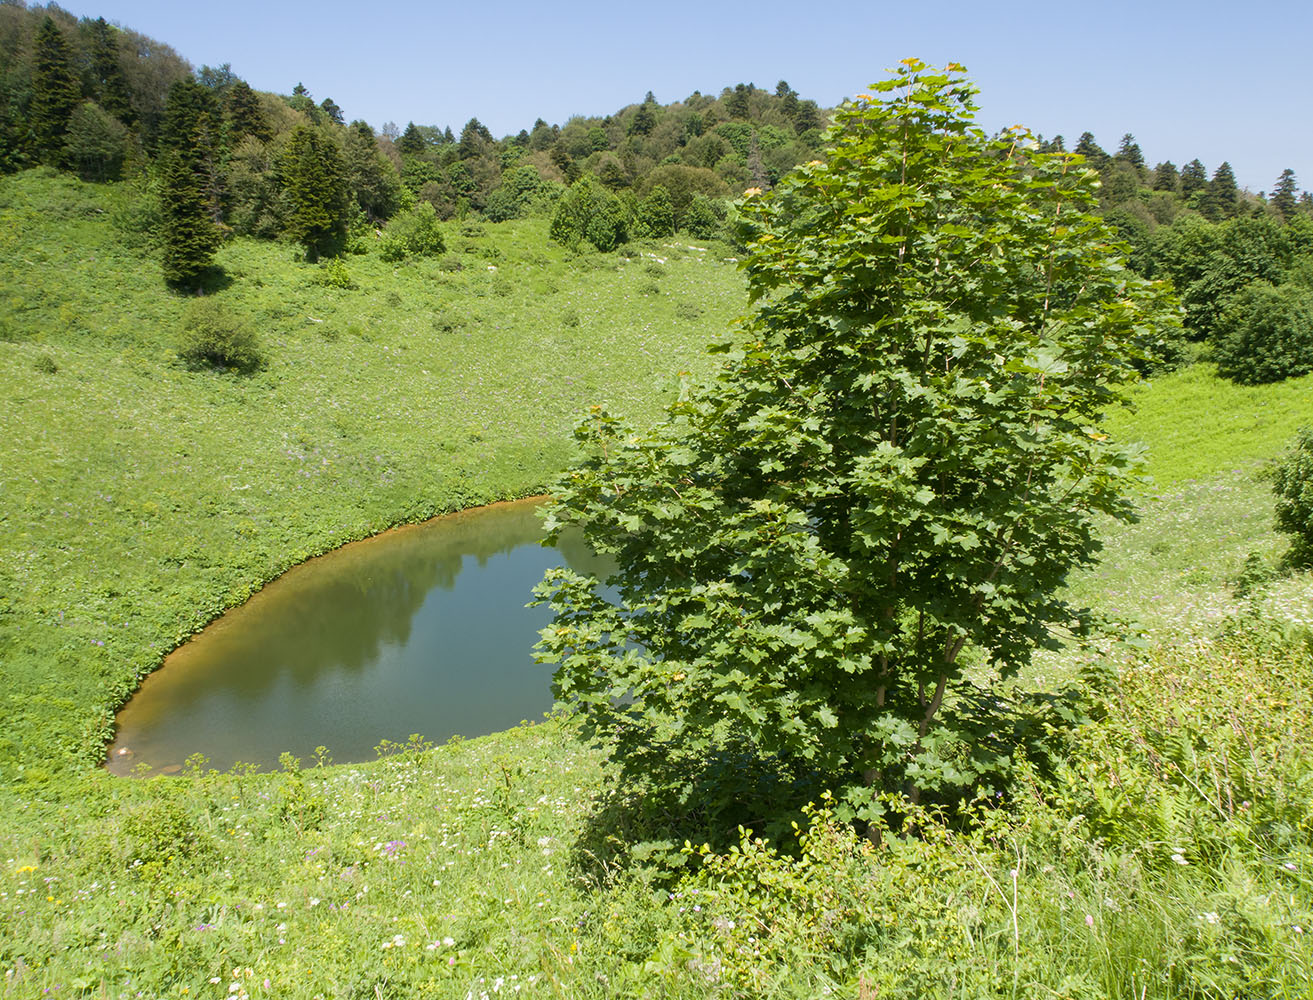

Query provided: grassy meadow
[1,168,1312,997]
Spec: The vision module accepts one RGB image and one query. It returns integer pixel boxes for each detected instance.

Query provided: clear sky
[54,0,1311,194]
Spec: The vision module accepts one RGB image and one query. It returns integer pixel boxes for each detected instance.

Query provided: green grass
[1,168,1312,998]
[1106,362,1313,488]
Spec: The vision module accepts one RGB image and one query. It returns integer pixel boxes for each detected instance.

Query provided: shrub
[1212,280,1313,384]
[682,193,725,241]
[378,201,446,262]
[1274,426,1313,564]
[176,298,264,373]
[313,258,354,289]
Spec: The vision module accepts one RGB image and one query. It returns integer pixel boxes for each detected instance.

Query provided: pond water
[106,499,605,775]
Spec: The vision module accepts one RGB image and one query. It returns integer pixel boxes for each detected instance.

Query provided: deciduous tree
[534,62,1178,829]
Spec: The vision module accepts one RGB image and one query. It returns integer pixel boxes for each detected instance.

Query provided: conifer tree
[320,97,344,125]
[1153,160,1179,192]
[458,117,492,158]
[158,78,220,287]
[281,124,349,261]
[1205,161,1238,220]
[88,17,134,125]
[160,145,220,287]
[1180,158,1208,199]
[726,83,750,120]
[29,16,83,162]
[1115,133,1144,169]
[225,80,269,142]
[627,100,656,136]
[1073,131,1108,169]
[397,122,425,155]
[1272,169,1299,222]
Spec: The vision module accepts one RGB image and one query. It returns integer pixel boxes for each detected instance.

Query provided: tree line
[0,4,832,286]
[1039,131,1313,383]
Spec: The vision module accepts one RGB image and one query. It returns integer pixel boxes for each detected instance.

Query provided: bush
[313,258,354,289]
[176,299,264,373]
[1274,427,1313,564]
[1212,280,1313,383]
[378,201,446,262]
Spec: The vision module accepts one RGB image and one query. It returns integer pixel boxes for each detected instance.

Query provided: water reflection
[107,499,603,775]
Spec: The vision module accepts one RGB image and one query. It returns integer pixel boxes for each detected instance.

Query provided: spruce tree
[160,145,220,287]
[1271,169,1299,222]
[29,16,83,163]
[726,83,750,120]
[397,122,425,155]
[158,78,220,288]
[320,97,344,125]
[627,100,657,137]
[1073,132,1108,169]
[458,117,492,158]
[225,80,270,142]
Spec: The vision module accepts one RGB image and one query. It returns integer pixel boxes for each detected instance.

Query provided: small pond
[106,499,605,775]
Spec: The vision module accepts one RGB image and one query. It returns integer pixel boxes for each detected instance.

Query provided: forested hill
[0,3,830,228]
[4,1,1313,386]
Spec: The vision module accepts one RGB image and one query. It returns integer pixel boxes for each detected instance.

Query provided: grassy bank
[0,169,741,777]
[1,168,1311,997]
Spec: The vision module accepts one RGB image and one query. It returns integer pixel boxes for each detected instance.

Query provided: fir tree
[1073,132,1108,169]
[158,78,220,287]
[627,100,656,137]
[225,80,270,142]
[1271,169,1299,222]
[1115,132,1144,169]
[160,145,220,287]
[88,17,134,125]
[726,83,750,120]
[29,16,83,163]
[1180,159,1208,199]
[1153,161,1179,192]
[320,97,344,125]
[458,117,492,158]
[1204,161,1238,220]
[281,125,349,261]
[396,122,425,155]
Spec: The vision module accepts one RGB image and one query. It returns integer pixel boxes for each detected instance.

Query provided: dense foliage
[534,63,1181,830]
[1212,279,1313,384]
[1274,427,1313,564]
[175,297,263,372]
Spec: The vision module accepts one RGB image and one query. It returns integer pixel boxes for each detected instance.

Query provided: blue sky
[57,0,1311,194]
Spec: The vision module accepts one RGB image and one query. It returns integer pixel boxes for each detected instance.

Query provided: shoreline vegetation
[3,158,1312,994]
